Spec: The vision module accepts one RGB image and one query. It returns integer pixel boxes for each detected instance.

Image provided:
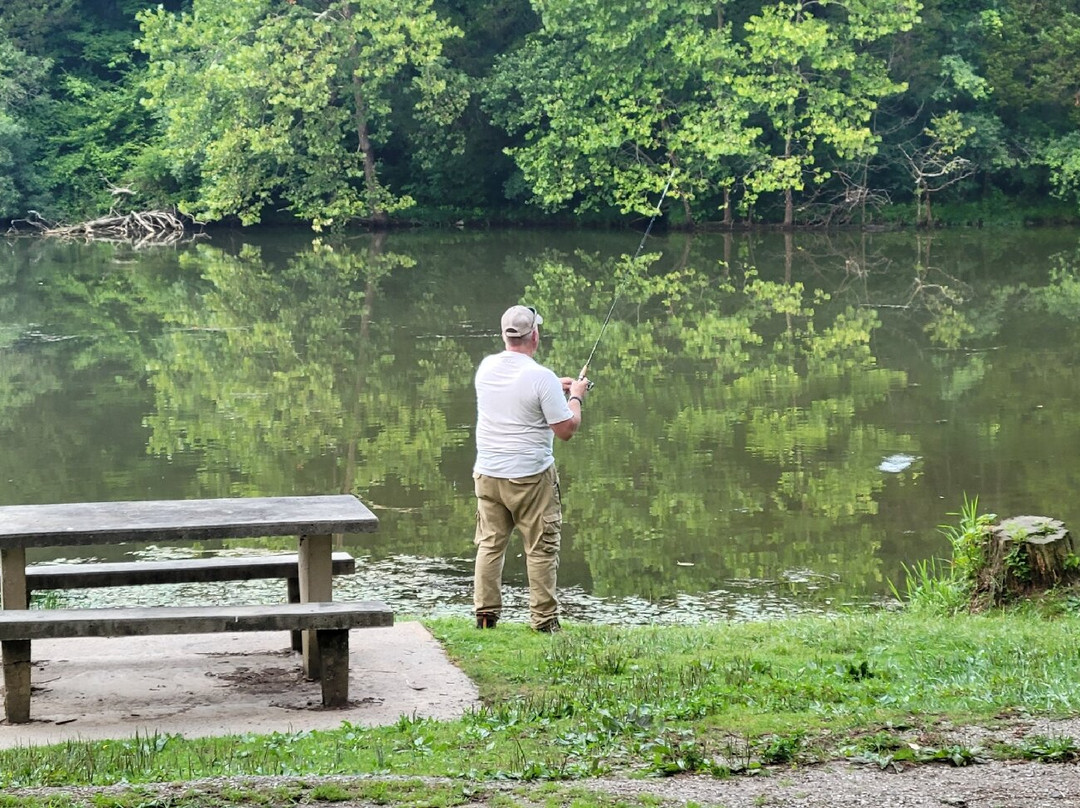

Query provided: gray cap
[501,305,543,337]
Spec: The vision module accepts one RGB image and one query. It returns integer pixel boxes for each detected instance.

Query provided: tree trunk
[352,85,387,226]
[681,195,695,229]
[973,516,1078,609]
[783,132,794,228]
[344,6,387,226]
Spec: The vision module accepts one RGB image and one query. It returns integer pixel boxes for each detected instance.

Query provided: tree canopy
[136,0,467,228]
[2,0,1080,228]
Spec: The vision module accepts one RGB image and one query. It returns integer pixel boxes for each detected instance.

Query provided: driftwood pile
[44,210,191,245]
[7,209,198,246]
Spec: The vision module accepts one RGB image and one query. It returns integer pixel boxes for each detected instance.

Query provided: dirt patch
[213,665,306,694]
[0,621,480,747]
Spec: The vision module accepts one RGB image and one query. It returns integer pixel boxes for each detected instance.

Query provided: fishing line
[579,169,676,384]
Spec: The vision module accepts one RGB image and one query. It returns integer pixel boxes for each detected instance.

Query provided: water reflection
[4,229,1080,622]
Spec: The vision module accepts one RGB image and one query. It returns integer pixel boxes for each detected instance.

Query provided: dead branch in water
[39,209,202,246]
[5,211,52,234]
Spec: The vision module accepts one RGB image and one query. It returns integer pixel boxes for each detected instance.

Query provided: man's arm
[550,411,580,441]
[550,377,590,441]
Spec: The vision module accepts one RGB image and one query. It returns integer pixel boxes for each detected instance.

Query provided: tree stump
[973,516,1079,608]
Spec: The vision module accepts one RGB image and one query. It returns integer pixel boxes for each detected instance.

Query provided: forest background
[2,0,1080,231]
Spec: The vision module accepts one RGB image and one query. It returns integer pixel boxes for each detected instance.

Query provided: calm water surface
[3,227,1080,623]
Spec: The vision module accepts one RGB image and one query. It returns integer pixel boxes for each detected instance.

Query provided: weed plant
[891,495,995,613]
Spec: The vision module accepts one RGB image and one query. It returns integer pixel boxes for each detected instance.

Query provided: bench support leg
[2,547,32,724]
[298,533,333,679]
[286,577,302,652]
[1,547,28,612]
[2,640,31,724]
[316,629,350,707]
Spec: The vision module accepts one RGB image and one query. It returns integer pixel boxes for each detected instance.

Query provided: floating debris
[878,453,919,473]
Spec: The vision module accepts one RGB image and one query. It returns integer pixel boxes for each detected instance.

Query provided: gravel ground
[9,718,1080,808]
[7,762,1080,808]
[590,760,1080,807]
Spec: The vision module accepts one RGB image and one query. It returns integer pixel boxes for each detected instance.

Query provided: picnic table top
[0,495,378,548]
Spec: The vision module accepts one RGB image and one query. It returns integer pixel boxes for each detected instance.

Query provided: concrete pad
[0,621,479,748]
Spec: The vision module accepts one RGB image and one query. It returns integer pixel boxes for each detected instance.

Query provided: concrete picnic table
[0,494,380,721]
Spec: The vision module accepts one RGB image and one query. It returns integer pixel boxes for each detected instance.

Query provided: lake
[3,226,1080,624]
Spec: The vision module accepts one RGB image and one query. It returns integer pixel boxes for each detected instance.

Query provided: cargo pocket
[540,512,562,554]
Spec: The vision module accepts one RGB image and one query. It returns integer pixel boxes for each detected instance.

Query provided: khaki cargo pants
[473,464,561,629]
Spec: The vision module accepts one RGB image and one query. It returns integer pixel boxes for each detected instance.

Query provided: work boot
[534,617,561,634]
[475,612,498,629]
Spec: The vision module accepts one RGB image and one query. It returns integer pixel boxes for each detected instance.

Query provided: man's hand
[552,371,590,441]
[563,363,591,400]
[567,376,590,401]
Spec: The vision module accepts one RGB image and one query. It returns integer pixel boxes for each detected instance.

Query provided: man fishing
[472,304,591,633]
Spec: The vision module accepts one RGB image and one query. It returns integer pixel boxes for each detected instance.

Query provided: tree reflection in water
[3,229,1080,621]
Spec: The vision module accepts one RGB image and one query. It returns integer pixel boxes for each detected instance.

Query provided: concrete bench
[0,494,381,725]
[24,552,357,596]
[0,600,394,720]
[24,552,358,651]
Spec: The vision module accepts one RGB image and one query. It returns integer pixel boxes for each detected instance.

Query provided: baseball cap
[501,305,543,337]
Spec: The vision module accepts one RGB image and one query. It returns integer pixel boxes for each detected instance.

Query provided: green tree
[988,0,1080,213]
[485,0,756,223]
[0,27,49,217]
[136,0,467,228]
[2,2,190,221]
[0,2,79,60]
[382,0,537,218]
[1044,134,1080,216]
[35,69,162,220]
[734,0,919,226]
[487,0,916,226]
[977,2,1080,137]
[873,0,1078,217]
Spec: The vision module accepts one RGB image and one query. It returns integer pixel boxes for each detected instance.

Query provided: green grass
[4,611,1080,798]
[436,614,1080,722]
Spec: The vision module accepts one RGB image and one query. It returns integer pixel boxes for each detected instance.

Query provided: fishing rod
[578,169,677,386]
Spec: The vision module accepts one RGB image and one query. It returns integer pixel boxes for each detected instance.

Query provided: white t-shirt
[474,351,573,478]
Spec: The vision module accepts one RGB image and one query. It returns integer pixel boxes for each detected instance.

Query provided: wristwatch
[568,395,584,407]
